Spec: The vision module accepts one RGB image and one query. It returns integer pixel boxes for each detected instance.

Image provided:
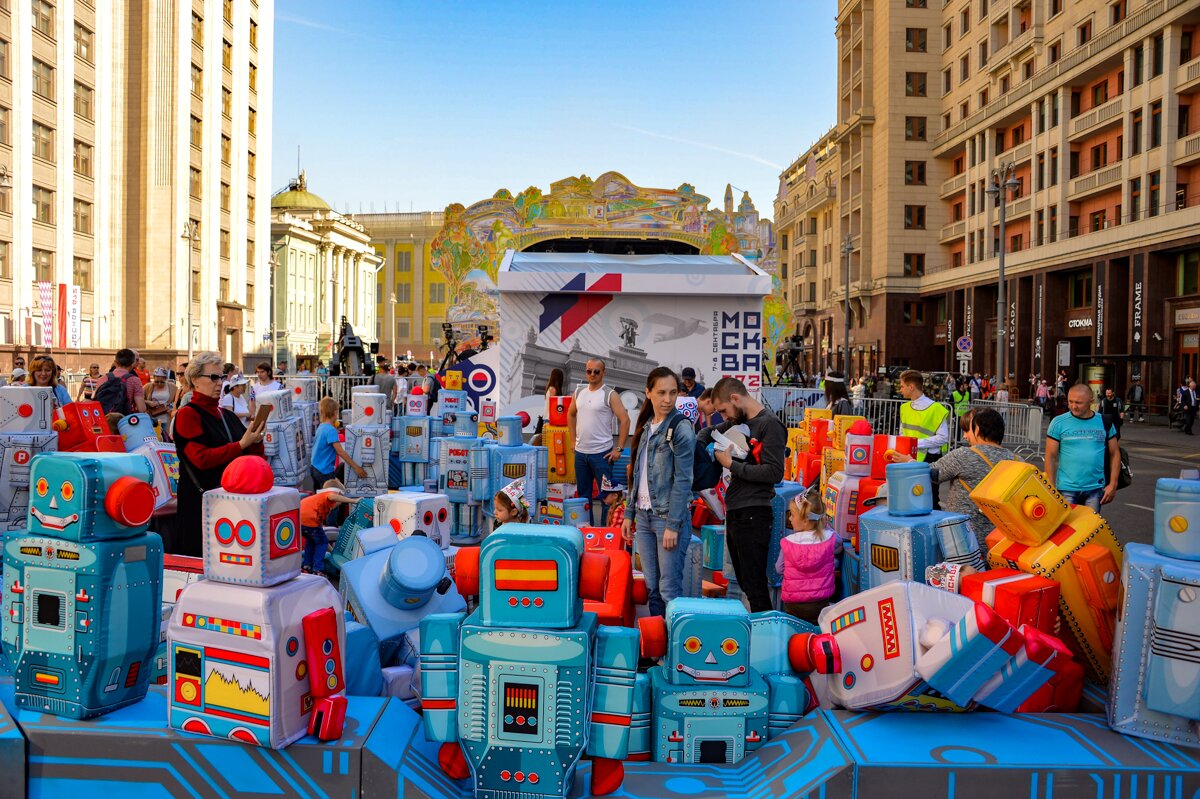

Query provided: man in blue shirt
[1044,384,1120,513]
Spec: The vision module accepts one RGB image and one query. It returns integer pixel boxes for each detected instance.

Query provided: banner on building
[58,284,82,349]
[37,281,55,348]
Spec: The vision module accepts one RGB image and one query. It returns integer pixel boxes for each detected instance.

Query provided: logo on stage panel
[537,273,623,342]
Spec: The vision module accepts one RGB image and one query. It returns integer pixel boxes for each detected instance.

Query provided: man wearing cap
[681,367,705,399]
[372,355,398,406]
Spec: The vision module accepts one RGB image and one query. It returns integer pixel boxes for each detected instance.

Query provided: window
[32,122,54,161]
[220,277,230,302]
[996,129,1005,153]
[1067,272,1093,308]
[223,0,232,23]
[1049,147,1059,185]
[222,39,232,71]
[960,54,970,81]
[189,167,202,198]
[954,201,964,221]
[246,239,254,264]
[980,0,989,17]
[961,101,969,120]
[1069,150,1080,179]
[396,283,412,304]
[1036,210,1045,245]
[429,282,446,303]
[397,320,411,340]
[904,161,926,185]
[1090,142,1107,170]
[944,22,952,49]
[221,134,231,164]
[190,115,202,148]
[1149,170,1161,217]
[428,321,444,342]
[249,63,257,92]
[1151,101,1162,147]
[32,59,54,100]
[1036,152,1045,190]
[248,107,256,135]
[73,199,92,234]
[192,12,204,46]
[1000,75,1009,94]
[1010,234,1023,252]
[247,151,256,174]
[247,194,255,217]
[1023,60,1034,80]
[1131,110,1143,155]
[74,23,93,62]
[0,184,8,214]
[1090,210,1106,231]
[0,38,8,79]
[74,82,93,120]
[979,41,989,69]
[1180,104,1190,139]
[1048,206,1058,242]
[69,141,92,179]
[1077,20,1092,46]
[904,205,926,229]
[952,250,964,268]
[250,19,258,48]
[979,88,989,107]
[1129,177,1141,221]
[1048,39,1061,64]
[906,28,927,52]
[1152,34,1164,77]
[33,249,54,282]
[903,253,926,277]
[0,106,7,145]
[1183,31,1194,64]
[906,0,927,6]
[0,242,8,278]
[905,116,927,141]
[220,181,230,211]
[32,0,53,37]
[1110,0,1126,23]
[192,269,201,299]
[960,8,970,34]
[220,229,230,259]
[903,302,926,325]
[905,72,927,97]
[191,64,203,97]
[943,67,952,94]
[221,87,231,117]
[1092,81,1108,107]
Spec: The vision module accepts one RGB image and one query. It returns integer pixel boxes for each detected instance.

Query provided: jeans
[634,508,691,617]
[576,451,614,526]
[302,525,328,572]
[1060,487,1104,514]
[724,505,774,613]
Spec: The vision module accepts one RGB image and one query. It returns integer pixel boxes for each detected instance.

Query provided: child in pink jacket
[775,491,838,624]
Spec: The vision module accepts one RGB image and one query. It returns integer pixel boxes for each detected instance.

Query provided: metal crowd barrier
[323,375,375,408]
[760,387,825,427]
[959,399,1045,464]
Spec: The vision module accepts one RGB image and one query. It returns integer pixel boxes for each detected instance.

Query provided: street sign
[956,336,973,353]
[1057,341,1071,367]
[263,333,271,342]
[956,352,972,366]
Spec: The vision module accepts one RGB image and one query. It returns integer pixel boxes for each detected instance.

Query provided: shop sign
[1176,307,1200,327]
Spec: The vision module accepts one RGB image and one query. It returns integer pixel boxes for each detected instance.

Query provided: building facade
[0,0,273,371]
[782,0,1200,404]
[270,173,382,371]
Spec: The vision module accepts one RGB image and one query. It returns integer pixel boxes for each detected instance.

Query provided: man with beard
[697,377,787,612]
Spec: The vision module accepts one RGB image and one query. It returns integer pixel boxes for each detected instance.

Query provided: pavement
[1070,418,1199,546]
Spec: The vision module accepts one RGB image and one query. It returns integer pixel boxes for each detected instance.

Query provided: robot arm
[302,607,347,741]
[587,625,639,796]
[418,612,466,744]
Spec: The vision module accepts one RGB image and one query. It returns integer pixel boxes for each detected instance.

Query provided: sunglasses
[585,369,602,375]
[197,373,223,382]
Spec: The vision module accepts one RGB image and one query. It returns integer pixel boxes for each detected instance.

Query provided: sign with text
[37,281,55,348]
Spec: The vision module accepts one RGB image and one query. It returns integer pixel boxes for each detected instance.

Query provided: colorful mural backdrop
[429,172,791,365]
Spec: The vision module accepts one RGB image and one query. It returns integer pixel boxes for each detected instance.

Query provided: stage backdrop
[496,251,772,410]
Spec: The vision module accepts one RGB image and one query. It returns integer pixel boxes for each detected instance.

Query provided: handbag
[1101,417,1132,490]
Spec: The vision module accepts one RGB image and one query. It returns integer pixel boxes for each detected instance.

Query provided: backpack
[94,372,135,415]
[1101,416,1133,490]
[667,414,721,492]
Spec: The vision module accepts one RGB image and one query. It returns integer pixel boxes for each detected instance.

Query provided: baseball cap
[11,368,27,379]
[229,374,250,387]
[152,367,170,378]
[681,367,697,379]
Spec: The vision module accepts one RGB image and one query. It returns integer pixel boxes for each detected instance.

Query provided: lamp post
[842,236,854,378]
[180,221,200,362]
[389,292,398,368]
[269,249,279,366]
[985,162,1019,390]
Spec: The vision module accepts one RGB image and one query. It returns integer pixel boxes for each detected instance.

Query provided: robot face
[0,386,55,431]
[58,402,111,447]
[582,526,623,552]
[496,417,523,446]
[118,413,160,449]
[479,526,583,628]
[256,390,294,421]
[375,492,451,549]
[667,615,751,687]
[1154,478,1200,560]
[479,399,498,424]
[29,452,155,542]
[351,392,387,425]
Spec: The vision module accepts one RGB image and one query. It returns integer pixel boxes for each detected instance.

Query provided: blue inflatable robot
[419,525,640,798]
[468,416,549,523]
[2,452,163,718]
[632,598,838,764]
[1108,476,1200,748]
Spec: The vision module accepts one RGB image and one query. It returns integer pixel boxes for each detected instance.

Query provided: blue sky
[271,1,839,220]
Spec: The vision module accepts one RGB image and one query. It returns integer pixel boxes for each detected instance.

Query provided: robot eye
[585,533,594,540]
[215,519,236,545]
[423,511,433,526]
[437,508,448,523]
[60,482,75,502]
[683,636,702,654]
[604,532,614,540]
[721,638,740,656]
[36,478,49,497]
[235,521,256,546]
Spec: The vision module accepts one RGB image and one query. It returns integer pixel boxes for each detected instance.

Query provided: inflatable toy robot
[167,456,347,748]
[822,420,884,542]
[393,415,435,487]
[420,525,639,798]
[255,389,309,487]
[632,598,838,764]
[544,395,575,484]
[2,452,162,718]
[0,386,57,530]
[469,416,549,523]
[285,377,322,449]
[434,388,470,437]
[437,429,487,545]
[118,413,180,515]
[326,496,376,577]
[343,391,390,497]
[970,460,1123,680]
[1108,477,1200,748]
[53,401,124,452]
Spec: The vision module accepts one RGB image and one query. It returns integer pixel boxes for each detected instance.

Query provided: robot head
[378,535,451,609]
[843,420,874,477]
[478,398,498,425]
[202,458,301,586]
[28,452,156,542]
[452,411,479,437]
[54,402,124,452]
[476,525,586,628]
[496,417,524,446]
[288,377,321,403]
[884,462,935,517]
[1154,477,1200,561]
[547,395,572,427]
[664,598,752,687]
[351,392,387,426]
[255,389,295,421]
[374,492,451,549]
[806,417,831,452]
[968,461,1071,545]
[582,526,624,552]
[118,413,161,450]
[675,396,699,424]
[0,386,55,432]
[442,370,464,391]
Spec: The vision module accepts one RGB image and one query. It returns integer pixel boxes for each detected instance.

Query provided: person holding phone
[172,351,265,557]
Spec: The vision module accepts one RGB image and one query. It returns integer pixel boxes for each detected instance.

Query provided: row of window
[190,108,257,148]
[23,120,95,173]
[0,243,94,290]
[193,11,259,51]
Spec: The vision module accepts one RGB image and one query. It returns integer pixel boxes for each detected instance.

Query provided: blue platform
[0,676,1198,798]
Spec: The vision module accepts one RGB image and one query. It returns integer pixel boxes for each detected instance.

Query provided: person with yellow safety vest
[951,380,971,418]
[897,370,951,506]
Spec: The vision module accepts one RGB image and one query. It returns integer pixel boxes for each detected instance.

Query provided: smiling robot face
[28,452,156,542]
[665,599,751,688]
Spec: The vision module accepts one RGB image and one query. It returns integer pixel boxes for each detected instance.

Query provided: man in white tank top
[567,358,631,525]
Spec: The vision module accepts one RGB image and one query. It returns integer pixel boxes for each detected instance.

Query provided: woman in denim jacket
[621,367,695,616]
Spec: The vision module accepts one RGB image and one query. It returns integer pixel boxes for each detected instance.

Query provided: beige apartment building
[0,0,272,371]
[781,0,1200,404]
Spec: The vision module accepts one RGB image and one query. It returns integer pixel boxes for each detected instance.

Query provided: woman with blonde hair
[29,355,72,407]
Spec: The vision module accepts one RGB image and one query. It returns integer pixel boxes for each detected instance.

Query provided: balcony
[1177,56,1200,93]
[941,173,967,198]
[1070,163,1123,198]
[1175,130,1200,165]
[1007,195,1032,219]
[794,301,817,314]
[990,25,1038,69]
[1069,96,1123,139]
[940,220,966,242]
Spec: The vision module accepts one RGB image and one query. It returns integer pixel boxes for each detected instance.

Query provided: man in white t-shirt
[567,358,630,525]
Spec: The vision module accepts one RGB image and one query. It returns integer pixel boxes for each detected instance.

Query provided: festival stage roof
[497,250,771,295]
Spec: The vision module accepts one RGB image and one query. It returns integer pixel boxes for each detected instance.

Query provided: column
[1162,24,1181,209]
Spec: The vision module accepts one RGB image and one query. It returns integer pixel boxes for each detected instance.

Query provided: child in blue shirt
[311,396,368,491]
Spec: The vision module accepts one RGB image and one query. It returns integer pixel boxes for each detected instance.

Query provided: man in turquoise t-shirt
[1044,384,1120,513]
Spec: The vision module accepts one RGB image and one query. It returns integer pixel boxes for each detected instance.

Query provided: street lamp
[389,291,398,368]
[841,236,854,378]
[269,249,279,367]
[180,221,200,362]
[985,162,1019,390]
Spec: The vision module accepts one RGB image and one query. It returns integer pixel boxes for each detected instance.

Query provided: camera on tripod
[773,330,806,386]
[476,324,493,350]
[441,322,458,349]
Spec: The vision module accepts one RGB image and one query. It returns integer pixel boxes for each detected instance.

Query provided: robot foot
[591,757,625,796]
[438,742,471,780]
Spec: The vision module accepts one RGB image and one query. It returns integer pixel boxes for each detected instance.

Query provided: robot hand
[590,757,625,796]
[302,607,347,741]
[787,632,841,675]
